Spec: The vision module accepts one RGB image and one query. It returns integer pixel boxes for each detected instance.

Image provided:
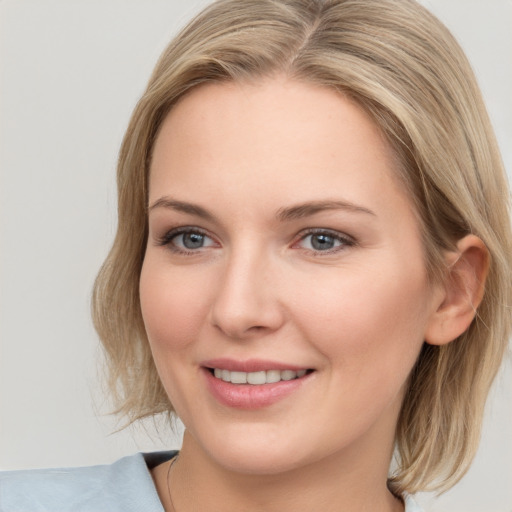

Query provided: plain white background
[0,1,511,510]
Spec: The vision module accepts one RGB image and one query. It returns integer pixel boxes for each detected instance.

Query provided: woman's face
[140,78,443,474]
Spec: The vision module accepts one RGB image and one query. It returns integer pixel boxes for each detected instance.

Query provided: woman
[1,0,510,510]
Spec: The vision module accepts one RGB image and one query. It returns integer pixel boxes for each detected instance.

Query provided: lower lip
[203,368,312,410]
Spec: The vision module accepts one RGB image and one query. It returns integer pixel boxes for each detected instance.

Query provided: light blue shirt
[0,452,424,511]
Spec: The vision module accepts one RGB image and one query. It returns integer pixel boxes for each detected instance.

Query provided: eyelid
[292,228,356,254]
[154,225,355,256]
[156,226,219,253]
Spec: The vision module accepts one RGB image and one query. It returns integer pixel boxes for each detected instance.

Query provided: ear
[425,234,489,346]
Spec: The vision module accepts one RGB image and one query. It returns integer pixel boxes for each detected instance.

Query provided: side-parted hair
[92,0,512,495]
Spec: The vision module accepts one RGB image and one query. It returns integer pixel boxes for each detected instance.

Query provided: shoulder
[0,451,175,512]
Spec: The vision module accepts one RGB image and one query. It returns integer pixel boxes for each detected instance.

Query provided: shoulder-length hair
[92,0,512,494]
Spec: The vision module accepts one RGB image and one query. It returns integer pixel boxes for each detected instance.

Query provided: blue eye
[297,230,354,253]
[308,233,338,250]
[159,228,216,253]
[176,232,208,249]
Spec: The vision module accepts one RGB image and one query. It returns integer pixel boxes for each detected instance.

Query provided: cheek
[139,256,211,352]
[289,262,431,371]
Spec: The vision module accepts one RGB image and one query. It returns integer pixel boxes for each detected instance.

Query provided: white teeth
[247,371,266,385]
[212,368,308,384]
[230,371,248,384]
[265,370,281,383]
[281,370,296,381]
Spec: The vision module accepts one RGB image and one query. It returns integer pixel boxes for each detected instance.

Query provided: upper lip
[201,358,311,373]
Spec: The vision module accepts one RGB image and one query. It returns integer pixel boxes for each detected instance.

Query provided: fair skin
[140,77,486,511]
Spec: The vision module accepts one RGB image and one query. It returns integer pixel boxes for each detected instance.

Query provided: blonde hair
[92,0,512,495]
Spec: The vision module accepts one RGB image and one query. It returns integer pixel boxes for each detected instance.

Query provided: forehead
[149,77,414,223]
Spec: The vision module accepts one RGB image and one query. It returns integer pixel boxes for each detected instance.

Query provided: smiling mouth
[208,368,313,385]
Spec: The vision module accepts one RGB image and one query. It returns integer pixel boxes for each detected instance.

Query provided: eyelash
[294,228,356,255]
[156,226,216,255]
[156,227,356,256]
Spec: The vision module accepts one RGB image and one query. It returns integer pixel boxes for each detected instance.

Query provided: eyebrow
[276,200,376,221]
[148,198,216,221]
[148,197,375,222]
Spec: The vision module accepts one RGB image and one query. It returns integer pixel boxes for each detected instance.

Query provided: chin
[190,422,318,475]
[214,445,307,475]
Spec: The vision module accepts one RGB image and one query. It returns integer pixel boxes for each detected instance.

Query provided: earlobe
[425,235,489,346]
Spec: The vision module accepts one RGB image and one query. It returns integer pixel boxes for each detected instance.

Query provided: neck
[157,430,403,512]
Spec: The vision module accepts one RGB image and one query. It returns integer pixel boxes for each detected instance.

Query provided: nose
[209,249,285,340]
